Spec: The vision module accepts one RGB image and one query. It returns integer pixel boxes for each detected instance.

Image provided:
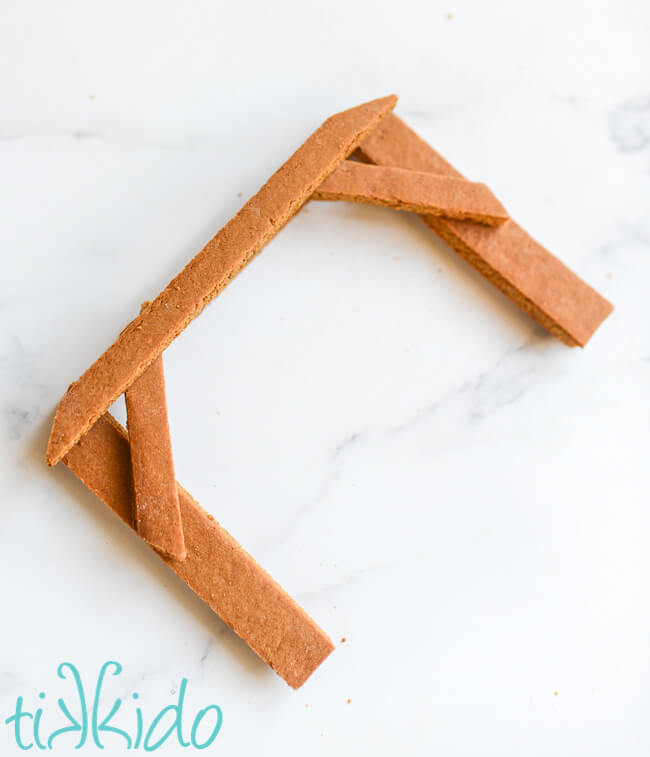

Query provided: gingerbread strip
[63,413,334,688]
[313,161,508,226]
[356,114,613,347]
[125,352,186,561]
[46,95,398,466]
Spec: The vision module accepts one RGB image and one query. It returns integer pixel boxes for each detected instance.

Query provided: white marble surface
[1,1,649,754]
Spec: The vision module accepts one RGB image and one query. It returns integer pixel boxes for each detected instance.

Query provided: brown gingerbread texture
[46,94,398,466]
[313,160,509,226]
[125,353,186,561]
[62,413,335,689]
[355,114,613,347]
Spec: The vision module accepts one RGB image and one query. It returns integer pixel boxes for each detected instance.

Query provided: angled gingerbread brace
[314,161,509,226]
[63,414,334,689]
[46,94,398,466]
[125,351,186,561]
[355,114,613,347]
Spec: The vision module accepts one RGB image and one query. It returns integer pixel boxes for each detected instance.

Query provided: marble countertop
[1,1,649,754]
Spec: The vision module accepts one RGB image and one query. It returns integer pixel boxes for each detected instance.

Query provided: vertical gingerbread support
[125,352,185,560]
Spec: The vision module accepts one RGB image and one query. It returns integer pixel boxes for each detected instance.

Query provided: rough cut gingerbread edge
[46,95,398,466]
[125,353,186,560]
[62,413,334,689]
[355,114,614,347]
[313,161,509,226]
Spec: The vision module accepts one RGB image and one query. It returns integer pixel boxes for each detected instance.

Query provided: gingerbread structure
[47,95,613,688]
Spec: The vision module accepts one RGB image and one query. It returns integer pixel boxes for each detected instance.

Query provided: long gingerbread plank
[125,352,186,560]
[62,413,334,689]
[314,161,508,226]
[46,95,398,466]
[356,114,613,347]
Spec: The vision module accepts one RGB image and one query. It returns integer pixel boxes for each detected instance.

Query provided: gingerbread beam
[62,413,334,689]
[356,114,613,347]
[46,95,398,466]
[314,161,508,226]
[125,352,186,561]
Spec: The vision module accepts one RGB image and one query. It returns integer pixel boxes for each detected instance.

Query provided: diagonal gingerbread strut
[125,351,186,560]
[314,160,509,226]
[46,94,398,466]
[63,413,334,689]
[355,114,613,347]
